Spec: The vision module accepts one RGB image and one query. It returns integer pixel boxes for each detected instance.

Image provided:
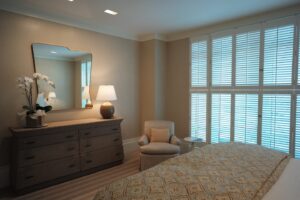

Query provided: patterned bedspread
[94,143,289,200]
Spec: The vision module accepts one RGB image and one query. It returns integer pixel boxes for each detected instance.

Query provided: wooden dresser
[10,118,124,194]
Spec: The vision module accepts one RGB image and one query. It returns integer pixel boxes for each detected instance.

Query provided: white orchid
[33,73,41,79]
[24,76,33,83]
[42,75,49,81]
[17,72,55,118]
[47,80,55,88]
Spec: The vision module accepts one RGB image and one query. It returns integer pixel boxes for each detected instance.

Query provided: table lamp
[96,85,117,119]
[82,86,93,109]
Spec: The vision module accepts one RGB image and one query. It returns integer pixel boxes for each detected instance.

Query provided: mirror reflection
[32,43,92,111]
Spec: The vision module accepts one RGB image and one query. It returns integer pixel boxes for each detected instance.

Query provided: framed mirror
[32,43,92,111]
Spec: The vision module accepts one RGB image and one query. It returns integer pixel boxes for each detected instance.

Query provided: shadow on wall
[0,137,11,166]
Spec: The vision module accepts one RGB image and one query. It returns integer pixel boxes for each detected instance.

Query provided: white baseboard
[0,165,9,189]
[0,137,140,189]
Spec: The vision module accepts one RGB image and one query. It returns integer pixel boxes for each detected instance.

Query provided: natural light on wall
[190,14,300,158]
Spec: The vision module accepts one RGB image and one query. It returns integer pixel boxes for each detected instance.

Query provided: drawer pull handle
[25,141,36,145]
[113,138,120,142]
[66,135,74,139]
[69,164,75,168]
[67,147,75,151]
[25,175,34,180]
[112,128,119,131]
[85,144,91,148]
[25,156,35,160]
[84,132,91,136]
[86,160,92,164]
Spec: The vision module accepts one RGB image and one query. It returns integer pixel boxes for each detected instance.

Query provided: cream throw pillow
[150,128,170,143]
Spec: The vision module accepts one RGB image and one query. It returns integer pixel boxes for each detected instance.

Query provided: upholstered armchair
[138,120,181,170]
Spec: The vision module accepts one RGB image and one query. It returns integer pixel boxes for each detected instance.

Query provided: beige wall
[0,10,140,168]
[139,39,167,132]
[165,39,190,138]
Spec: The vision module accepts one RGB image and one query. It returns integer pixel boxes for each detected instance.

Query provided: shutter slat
[191,93,206,141]
[236,31,260,85]
[262,95,291,153]
[191,41,207,87]
[211,94,231,143]
[212,36,232,86]
[295,96,300,158]
[235,94,258,144]
[264,25,294,85]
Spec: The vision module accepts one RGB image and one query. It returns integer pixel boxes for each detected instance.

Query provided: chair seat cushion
[140,142,180,155]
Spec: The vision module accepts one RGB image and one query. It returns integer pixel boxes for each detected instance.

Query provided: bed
[93,143,298,200]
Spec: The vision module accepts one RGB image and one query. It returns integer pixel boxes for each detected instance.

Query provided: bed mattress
[94,143,290,200]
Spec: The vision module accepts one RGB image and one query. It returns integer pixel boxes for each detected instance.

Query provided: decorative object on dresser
[96,85,117,119]
[17,73,55,128]
[10,118,124,194]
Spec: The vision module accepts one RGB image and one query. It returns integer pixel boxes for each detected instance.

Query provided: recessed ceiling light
[104,9,118,15]
[50,51,57,54]
[68,0,74,2]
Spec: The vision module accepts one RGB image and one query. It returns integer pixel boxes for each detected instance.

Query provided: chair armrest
[138,135,149,146]
[170,135,181,145]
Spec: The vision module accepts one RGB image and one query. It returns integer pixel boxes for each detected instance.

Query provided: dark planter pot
[26,115,46,128]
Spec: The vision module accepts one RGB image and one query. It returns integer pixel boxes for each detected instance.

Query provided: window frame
[189,15,300,157]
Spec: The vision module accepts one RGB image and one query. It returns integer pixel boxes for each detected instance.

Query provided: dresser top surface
[11,117,123,134]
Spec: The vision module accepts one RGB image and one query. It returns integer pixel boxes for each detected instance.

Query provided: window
[191,93,206,141]
[236,31,260,85]
[190,17,300,158]
[235,94,258,144]
[296,96,300,158]
[191,40,207,87]
[211,94,231,143]
[264,25,294,85]
[262,95,291,153]
[212,36,232,86]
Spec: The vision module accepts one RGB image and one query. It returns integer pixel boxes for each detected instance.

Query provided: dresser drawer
[79,125,120,138]
[18,141,79,167]
[16,156,80,190]
[81,145,123,171]
[80,133,122,152]
[18,129,78,150]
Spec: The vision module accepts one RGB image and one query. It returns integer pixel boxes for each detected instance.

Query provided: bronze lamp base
[100,103,114,119]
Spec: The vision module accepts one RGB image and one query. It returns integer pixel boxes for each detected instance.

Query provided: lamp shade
[82,86,90,99]
[96,85,117,101]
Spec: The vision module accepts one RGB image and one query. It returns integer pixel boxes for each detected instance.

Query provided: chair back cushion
[144,120,175,141]
[150,128,170,143]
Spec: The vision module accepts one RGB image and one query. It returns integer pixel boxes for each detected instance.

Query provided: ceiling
[0,0,299,41]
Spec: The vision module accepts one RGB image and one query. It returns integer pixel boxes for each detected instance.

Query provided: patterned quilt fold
[94,143,290,200]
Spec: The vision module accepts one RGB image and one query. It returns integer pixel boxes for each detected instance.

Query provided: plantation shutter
[264,25,294,85]
[236,31,260,85]
[234,94,258,144]
[191,93,206,141]
[295,96,300,158]
[262,94,291,153]
[211,94,231,143]
[191,40,207,87]
[212,36,232,86]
